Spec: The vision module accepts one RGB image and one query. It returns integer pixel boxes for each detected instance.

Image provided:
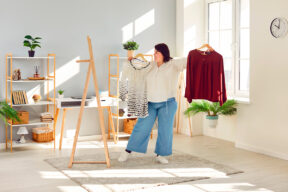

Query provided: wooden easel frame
[68,36,110,168]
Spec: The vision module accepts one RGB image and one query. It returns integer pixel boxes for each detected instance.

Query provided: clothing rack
[176,71,192,137]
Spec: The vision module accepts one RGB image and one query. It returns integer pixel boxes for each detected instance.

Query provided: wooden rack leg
[10,125,12,152]
[53,108,60,150]
[69,64,92,168]
[5,124,7,150]
[186,101,193,137]
[59,109,68,150]
[176,89,182,133]
[108,110,111,140]
[176,72,184,134]
[116,116,119,143]
[108,107,117,144]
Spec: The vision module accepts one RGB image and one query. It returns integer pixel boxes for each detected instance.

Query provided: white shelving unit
[5,53,56,152]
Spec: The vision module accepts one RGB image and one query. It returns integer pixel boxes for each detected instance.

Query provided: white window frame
[205,0,250,99]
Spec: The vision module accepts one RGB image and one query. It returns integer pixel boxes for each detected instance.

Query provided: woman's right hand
[128,57,133,61]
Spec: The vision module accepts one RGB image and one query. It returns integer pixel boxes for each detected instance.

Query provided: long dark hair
[155,43,172,63]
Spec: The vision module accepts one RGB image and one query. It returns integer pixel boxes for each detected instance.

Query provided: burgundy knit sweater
[185,49,227,105]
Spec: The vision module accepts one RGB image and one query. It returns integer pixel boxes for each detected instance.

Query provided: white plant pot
[206,115,218,128]
[58,94,64,99]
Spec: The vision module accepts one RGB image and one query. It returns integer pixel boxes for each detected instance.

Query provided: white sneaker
[118,151,130,162]
[156,155,168,164]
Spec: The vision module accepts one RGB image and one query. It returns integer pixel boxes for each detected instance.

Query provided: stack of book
[12,90,28,105]
[40,112,53,123]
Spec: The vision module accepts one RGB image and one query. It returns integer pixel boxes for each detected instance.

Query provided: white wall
[235,0,288,160]
[0,0,176,143]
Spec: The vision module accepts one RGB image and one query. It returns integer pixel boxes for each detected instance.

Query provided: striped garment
[119,58,152,118]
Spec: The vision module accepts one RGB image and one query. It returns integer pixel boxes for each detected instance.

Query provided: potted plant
[23,35,42,57]
[0,102,20,124]
[184,100,237,128]
[123,41,139,58]
[58,89,64,99]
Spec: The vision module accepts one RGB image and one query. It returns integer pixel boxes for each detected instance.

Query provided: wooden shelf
[12,101,54,107]
[117,131,131,138]
[7,56,54,59]
[8,118,53,127]
[110,77,119,80]
[108,131,131,138]
[7,79,54,83]
[112,114,138,119]
[110,56,128,59]
[7,140,53,147]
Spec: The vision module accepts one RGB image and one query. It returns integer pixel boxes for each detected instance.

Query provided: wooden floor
[0,134,287,192]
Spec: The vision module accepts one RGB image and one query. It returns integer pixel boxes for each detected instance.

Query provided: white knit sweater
[146,57,187,102]
[119,59,151,117]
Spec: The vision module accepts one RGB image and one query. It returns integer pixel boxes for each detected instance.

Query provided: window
[206,0,250,98]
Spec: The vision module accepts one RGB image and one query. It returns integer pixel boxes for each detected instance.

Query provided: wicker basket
[124,118,137,134]
[32,127,54,142]
[9,111,29,125]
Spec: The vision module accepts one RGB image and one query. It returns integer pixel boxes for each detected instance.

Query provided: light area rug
[45,151,243,192]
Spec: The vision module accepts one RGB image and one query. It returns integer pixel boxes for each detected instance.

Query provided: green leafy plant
[123,41,139,50]
[58,89,64,95]
[23,35,42,51]
[0,102,20,124]
[184,100,237,117]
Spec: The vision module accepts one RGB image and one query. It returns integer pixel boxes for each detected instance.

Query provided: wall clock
[270,17,288,38]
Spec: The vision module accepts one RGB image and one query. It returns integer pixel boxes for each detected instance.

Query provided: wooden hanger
[197,43,214,53]
[134,53,148,62]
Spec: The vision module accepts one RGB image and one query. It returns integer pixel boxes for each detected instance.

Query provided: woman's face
[154,49,164,63]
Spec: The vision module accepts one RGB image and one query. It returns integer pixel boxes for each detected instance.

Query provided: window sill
[228,96,250,104]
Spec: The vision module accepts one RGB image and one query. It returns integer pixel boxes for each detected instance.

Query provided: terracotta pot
[127,50,134,58]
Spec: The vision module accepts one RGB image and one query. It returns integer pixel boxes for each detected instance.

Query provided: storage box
[124,118,137,134]
[9,111,29,125]
[32,127,54,142]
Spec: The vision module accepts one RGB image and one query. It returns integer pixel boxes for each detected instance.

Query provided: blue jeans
[126,98,177,156]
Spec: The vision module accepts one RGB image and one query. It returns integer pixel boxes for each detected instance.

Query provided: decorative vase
[58,94,64,99]
[32,94,41,103]
[206,115,219,128]
[28,50,35,57]
[127,50,134,58]
[33,73,39,78]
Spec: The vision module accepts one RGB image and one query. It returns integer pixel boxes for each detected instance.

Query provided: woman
[118,43,187,164]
